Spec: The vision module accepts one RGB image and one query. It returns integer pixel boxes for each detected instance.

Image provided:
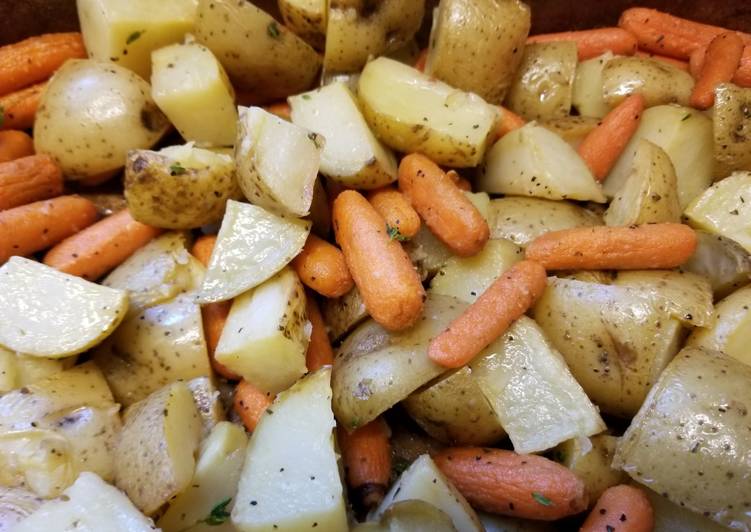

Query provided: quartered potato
[232,368,348,532]
[125,143,239,229]
[186,377,225,440]
[0,486,43,532]
[289,83,397,189]
[358,57,500,168]
[540,116,600,148]
[194,0,321,103]
[278,0,326,50]
[471,317,605,454]
[572,52,613,118]
[604,139,682,226]
[685,171,751,252]
[506,42,578,120]
[356,500,458,532]
[426,0,530,104]
[198,200,311,303]
[322,286,370,341]
[478,123,607,202]
[681,231,751,299]
[115,382,202,515]
[34,59,169,180]
[713,83,751,177]
[0,257,128,359]
[614,347,751,530]
[601,56,694,108]
[236,106,323,215]
[552,435,627,504]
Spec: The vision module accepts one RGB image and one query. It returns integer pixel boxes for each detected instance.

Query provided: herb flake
[386,224,407,242]
[126,30,145,45]
[169,162,186,176]
[267,22,281,39]
[681,113,691,121]
[301,94,311,100]
[201,498,232,525]
[532,492,552,506]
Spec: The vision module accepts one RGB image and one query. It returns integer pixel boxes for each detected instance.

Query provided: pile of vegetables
[0,0,750,530]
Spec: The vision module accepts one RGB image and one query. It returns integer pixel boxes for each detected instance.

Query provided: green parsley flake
[301,94,311,100]
[681,113,691,121]
[169,162,187,176]
[201,498,232,525]
[267,22,281,39]
[126,30,145,45]
[386,224,407,242]
[532,492,553,506]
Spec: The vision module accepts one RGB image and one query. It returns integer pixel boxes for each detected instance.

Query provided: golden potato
[680,231,751,299]
[278,0,326,50]
[552,435,627,504]
[572,52,613,118]
[322,286,370,341]
[602,56,694,108]
[713,83,751,177]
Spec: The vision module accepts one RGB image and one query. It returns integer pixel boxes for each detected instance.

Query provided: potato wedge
[604,104,713,208]
[232,368,347,532]
[540,116,600,149]
[685,171,751,252]
[687,285,751,366]
[358,57,500,168]
[0,257,128,359]
[278,0,326,50]
[713,83,751,177]
[571,52,613,118]
[355,500,457,532]
[34,59,169,180]
[0,486,43,532]
[13,472,157,531]
[215,267,310,394]
[471,316,605,454]
[186,377,225,440]
[426,0,530,104]
[115,382,202,515]
[478,123,606,202]
[602,56,694,108]
[289,83,397,189]
[552,435,627,504]
[614,347,751,530]
[198,200,310,303]
[604,139,681,226]
[0,430,76,498]
[403,367,506,446]
[680,231,751,299]
[506,42,578,120]
[151,42,237,147]
[236,106,323,215]
[194,0,320,103]
[322,286,369,341]
[324,0,425,73]
[405,225,454,280]
[13,355,69,388]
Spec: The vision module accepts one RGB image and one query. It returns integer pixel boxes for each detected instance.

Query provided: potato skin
[602,56,694,108]
[713,83,751,178]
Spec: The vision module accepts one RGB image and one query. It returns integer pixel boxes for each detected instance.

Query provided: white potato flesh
[358,57,500,168]
[681,231,751,299]
[13,354,68,388]
[0,258,128,358]
[375,454,482,532]
[684,171,751,252]
[687,285,751,366]
[34,59,169,180]
[77,0,196,79]
[572,52,613,118]
[151,42,237,147]
[429,239,522,303]
[289,83,397,189]
[198,200,311,303]
[158,422,248,532]
[0,486,43,532]
[13,472,157,532]
[604,104,713,208]
[232,368,347,532]
[0,348,16,394]
[478,123,606,202]
[471,317,605,454]
[236,106,323,215]
[186,377,225,440]
[215,267,310,394]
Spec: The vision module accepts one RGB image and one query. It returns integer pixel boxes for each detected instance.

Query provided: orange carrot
[338,417,391,511]
[263,101,291,121]
[291,233,354,298]
[0,33,85,96]
[634,50,690,71]
[495,105,526,138]
[43,209,162,280]
[580,485,654,532]
[577,93,645,181]
[332,190,425,332]
[428,260,547,368]
[0,154,63,210]
[433,447,588,520]
[446,170,472,192]
[414,48,428,72]
[0,130,33,163]
[0,195,97,264]
[527,28,637,60]
[398,153,489,257]
[234,379,273,432]
[689,45,751,87]
[525,223,697,270]
[367,186,421,239]
[191,235,240,380]
[0,82,45,130]
[305,295,334,372]
[690,32,744,109]
[689,46,706,78]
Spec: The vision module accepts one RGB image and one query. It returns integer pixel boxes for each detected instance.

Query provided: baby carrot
[428,260,547,368]
[690,32,744,110]
[525,223,697,270]
[433,447,588,520]
[338,417,391,512]
[527,28,637,60]
[0,130,33,163]
[0,154,63,210]
[634,50,690,71]
[291,233,354,298]
[305,295,334,372]
[43,208,162,280]
[495,105,526,138]
[689,45,751,87]
[398,153,489,257]
[263,101,291,121]
[446,171,473,192]
[577,93,645,181]
[234,379,273,432]
[367,186,421,239]
[0,195,97,264]
[0,82,45,130]
[333,190,425,332]
[191,235,239,380]
[580,485,654,532]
